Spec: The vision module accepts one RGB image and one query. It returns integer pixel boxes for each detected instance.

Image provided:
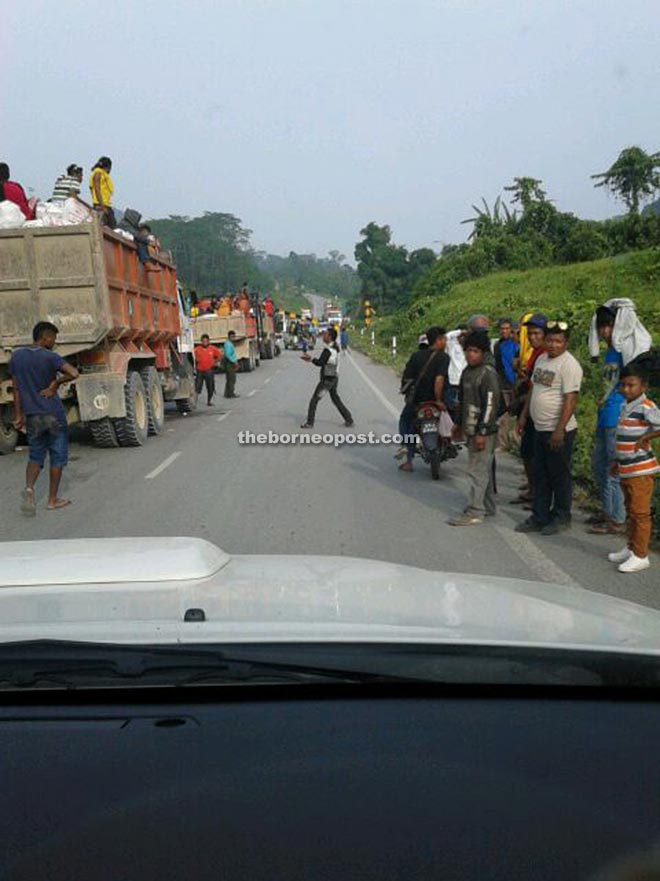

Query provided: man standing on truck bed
[223,331,240,399]
[194,334,222,406]
[89,157,115,227]
[9,322,79,516]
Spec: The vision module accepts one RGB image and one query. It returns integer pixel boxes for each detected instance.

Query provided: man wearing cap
[51,165,83,202]
[515,321,583,535]
[513,313,547,506]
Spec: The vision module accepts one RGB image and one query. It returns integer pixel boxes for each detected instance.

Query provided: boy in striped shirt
[608,364,660,573]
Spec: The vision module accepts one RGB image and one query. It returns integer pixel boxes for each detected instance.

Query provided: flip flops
[46,499,72,511]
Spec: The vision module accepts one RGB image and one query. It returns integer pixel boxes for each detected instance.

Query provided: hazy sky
[4,0,658,261]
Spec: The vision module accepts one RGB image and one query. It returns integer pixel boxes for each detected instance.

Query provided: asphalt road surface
[1,347,658,609]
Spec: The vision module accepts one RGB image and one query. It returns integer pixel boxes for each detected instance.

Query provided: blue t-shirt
[9,346,67,423]
[223,340,238,364]
[597,348,625,429]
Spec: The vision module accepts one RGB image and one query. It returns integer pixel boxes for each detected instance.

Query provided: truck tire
[0,405,18,455]
[89,418,120,448]
[140,365,165,436]
[240,357,252,373]
[113,370,149,447]
[265,340,274,359]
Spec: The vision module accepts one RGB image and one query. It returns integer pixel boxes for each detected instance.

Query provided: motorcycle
[414,400,460,480]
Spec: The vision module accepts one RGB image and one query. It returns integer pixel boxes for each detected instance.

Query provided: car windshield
[1,1,659,686]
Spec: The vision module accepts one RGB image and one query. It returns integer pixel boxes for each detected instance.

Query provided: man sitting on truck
[223,331,240,399]
[194,334,222,406]
[10,321,79,515]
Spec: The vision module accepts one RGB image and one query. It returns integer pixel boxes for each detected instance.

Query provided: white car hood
[0,537,658,654]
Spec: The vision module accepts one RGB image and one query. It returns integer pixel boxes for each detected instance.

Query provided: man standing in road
[587,305,626,536]
[10,321,79,515]
[515,322,583,536]
[194,334,222,406]
[300,328,353,429]
[448,332,502,526]
[397,327,449,472]
[493,317,519,451]
[223,330,240,399]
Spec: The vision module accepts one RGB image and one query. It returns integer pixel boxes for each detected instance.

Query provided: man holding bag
[397,327,449,473]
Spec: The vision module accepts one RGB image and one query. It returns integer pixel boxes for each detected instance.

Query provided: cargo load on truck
[191,293,278,373]
[0,219,196,454]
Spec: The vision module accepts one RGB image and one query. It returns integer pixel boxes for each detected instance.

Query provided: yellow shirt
[89,168,114,206]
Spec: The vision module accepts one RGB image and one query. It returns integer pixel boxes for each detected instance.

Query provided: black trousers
[307,377,352,425]
[195,369,215,403]
[532,429,577,526]
[224,365,237,398]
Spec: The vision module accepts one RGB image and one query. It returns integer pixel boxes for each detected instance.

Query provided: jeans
[195,369,215,403]
[466,434,497,517]
[399,401,417,462]
[532,429,577,526]
[26,414,68,469]
[591,427,625,524]
[307,377,352,426]
[622,475,655,558]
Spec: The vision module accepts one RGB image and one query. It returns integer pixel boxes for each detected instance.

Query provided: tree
[592,146,660,215]
[354,223,436,312]
[504,177,548,212]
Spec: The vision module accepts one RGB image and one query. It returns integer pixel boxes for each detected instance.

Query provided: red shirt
[194,344,221,372]
[4,181,33,219]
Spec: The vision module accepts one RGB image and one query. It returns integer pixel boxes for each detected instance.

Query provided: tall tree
[504,177,548,212]
[592,146,660,215]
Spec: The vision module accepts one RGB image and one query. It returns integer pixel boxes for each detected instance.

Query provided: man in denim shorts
[10,322,79,515]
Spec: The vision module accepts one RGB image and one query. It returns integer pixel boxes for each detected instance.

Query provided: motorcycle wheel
[429,448,440,480]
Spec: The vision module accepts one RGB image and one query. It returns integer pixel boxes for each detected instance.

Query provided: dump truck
[191,296,278,372]
[0,220,196,454]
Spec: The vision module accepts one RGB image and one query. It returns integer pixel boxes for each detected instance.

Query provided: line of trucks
[0,220,278,454]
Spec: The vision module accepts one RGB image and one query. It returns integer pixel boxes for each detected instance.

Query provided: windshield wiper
[0,641,416,690]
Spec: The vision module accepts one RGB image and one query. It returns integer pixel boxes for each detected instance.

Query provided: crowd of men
[397,305,660,574]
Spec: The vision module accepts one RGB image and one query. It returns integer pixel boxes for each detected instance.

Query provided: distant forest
[149,212,359,310]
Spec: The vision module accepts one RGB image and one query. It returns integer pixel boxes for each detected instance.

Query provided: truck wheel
[140,366,165,436]
[240,357,252,373]
[265,340,274,359]
[0,405,18,455]
[113,370,149,447]
[89,418,120,448]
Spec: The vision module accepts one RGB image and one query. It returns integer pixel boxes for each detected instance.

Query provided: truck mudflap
[76,373,126,422]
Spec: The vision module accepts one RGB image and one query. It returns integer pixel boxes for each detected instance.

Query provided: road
[1,348,657,609]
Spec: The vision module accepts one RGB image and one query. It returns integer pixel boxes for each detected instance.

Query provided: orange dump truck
[0,220,196,453]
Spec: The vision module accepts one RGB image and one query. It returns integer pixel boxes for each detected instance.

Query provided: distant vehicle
[325,307,343,327]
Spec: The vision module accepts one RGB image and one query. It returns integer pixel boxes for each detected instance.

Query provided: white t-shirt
[529,351,583,432]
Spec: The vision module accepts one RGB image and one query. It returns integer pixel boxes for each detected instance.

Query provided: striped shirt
[51,174,81,201]
[615,394,660,479]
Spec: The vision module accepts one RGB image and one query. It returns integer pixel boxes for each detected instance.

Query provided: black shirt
[402,349,449,404]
